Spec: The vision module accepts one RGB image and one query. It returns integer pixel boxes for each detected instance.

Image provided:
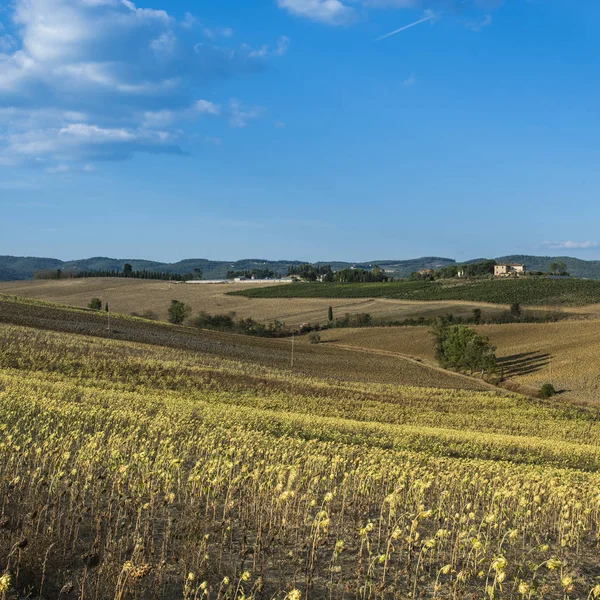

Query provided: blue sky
[0,0,599,262]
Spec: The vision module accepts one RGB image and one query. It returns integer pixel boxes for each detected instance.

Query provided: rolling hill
[2,253,600,281]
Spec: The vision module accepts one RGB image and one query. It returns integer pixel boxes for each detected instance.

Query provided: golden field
[2,319,600,598]
[318,321,600,403]
[0,278,511,326]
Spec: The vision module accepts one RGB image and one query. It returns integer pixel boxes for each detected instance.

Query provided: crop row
[232,278,600,306]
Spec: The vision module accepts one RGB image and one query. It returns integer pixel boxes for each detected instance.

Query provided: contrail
[375,14,436,41]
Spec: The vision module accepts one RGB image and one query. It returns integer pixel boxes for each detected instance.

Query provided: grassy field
[232,277,600,306]
[319,321,600,403]
[0,278,512,326]
[3,319,600,599]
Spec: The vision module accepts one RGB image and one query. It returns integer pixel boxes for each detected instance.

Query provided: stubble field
[318,321,600,403]
[0,278,511,326]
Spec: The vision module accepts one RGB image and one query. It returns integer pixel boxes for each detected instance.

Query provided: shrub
[539,383,557,399]
[167,300,192,325]
[88,298,102,311]
[308,332,321,344]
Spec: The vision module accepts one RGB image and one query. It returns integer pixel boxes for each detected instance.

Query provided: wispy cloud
[229,100,265,128]
[246,36,290,58]
[542,241,599,250]
[278,0,502,31]
[465,14,492,32]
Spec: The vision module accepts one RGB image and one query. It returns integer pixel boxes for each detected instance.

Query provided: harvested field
[319,321,600,403]
[0,278,510,326]
[0,296,487,390]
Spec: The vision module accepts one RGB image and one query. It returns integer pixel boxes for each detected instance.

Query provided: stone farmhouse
[494,263,526,277]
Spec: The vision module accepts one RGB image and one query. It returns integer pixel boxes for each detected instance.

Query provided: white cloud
[195,99,222,116]
[182,12,197,29]
[229,100,264,128]
[248,36,290,59]
[150,30,177,56]
[0,0,283,168]
[275,121,286,128]
[203,27,234,40]
[59,123,136,142]
[542,241,599,250]
[277,0,356,26]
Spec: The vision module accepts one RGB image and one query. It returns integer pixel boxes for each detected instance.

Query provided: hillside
[3,301,600,597]
[233,277,600,306]
[0,278,514,326]
[318,321,600,403]
[0,295,485,389]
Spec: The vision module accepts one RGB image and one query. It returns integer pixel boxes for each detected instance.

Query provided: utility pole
[291,334,295,368]
[107,308,111,332]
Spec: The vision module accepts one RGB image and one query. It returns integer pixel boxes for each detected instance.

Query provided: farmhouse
[494,263,526,277]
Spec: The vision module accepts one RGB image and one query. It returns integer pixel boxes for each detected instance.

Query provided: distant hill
[1,254,600,281]
[0,255,457,281]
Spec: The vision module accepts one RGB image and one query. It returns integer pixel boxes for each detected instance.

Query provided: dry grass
[0,278,510,326]
[320,321,600,403]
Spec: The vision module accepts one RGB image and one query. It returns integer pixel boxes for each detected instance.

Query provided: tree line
[35,263,204,281]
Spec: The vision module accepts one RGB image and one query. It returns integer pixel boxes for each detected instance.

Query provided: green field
[232,277,600,305]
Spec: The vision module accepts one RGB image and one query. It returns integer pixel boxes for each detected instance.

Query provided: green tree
[328,306,333,322]
[472,308,482,325]
[88,297,102,311]
[105,302,109,312]
[549,262,568,276]
[431,322,496,374]
[194,267,203,280]
[168,300,192,324]
[510,303,521,318]
[123,263,133,276]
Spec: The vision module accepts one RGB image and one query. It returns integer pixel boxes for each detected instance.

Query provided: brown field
[319,321,600,403]
[0,278,512,326]
[3,279,600,400]
[0,295,489,391]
